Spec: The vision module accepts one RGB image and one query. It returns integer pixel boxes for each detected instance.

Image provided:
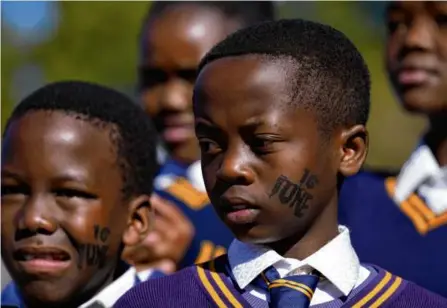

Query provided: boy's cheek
[267,169,319,219]
[74,223,114,270]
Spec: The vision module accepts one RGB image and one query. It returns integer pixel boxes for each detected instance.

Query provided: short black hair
[144,1,276,29]
[197,19,371,132]
[4,81,157,199]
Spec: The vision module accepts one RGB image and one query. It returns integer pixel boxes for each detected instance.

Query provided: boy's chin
[20,281,79,307]
[231,225,288,245]
[398,87,446,115]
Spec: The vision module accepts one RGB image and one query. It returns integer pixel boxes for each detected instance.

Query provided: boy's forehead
[143,6,237,59]
[194,56,302,128]
[2,111,121,185]
[195,55,296,106]
[4,111,116,157]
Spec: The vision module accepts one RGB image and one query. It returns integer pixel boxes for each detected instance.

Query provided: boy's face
[386,1,447,113]
[139,5,241,163]
[194,56,366,244]
[1,111,149,306]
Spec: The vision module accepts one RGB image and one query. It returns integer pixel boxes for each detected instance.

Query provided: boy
[1,81,163,308]
[116,19,447,307]
[124,1,276,271]
[339,1,447,297]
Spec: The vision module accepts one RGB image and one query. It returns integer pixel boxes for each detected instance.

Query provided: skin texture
[386,1,447,166]
[121,194,194,274]
[139,4,241,164]
[193,55,368,259]
[386,1,447,114]
[130,4,244,272]
[1,111,151,308]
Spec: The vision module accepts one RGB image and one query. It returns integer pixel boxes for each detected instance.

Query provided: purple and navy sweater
[114,255,447,307]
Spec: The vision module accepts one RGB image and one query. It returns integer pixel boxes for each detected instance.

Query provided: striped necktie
[256,266,319,308]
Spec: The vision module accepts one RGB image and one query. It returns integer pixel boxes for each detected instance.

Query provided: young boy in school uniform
[122,1,276,272]
[339,1,447,297]
[116,19,447,308]
[1,81,164,308]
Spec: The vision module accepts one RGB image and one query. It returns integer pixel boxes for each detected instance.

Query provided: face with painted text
[1,111,150,307]
[193,56,365,246]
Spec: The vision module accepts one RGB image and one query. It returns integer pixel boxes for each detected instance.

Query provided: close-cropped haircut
[4,81,158,199]
[143,1,276,29]
[197,19,371,132]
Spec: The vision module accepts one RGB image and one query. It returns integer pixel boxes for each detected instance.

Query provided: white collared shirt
[227,226,370,306]
[79,267,153,308]
[186,160,206,192]
[394,144,447,215]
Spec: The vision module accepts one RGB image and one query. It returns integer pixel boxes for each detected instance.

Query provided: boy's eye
[387,21,402,34]
[1,185,30,197]
[435,14,447,27]
[251,138,274,155]
[198,139,221,155]
[177,69,198,83]
[53,188,97,200]
[138,67,169,89]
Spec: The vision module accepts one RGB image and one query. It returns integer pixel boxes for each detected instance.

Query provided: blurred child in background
[122,1,276,273]
[339,1,447,297]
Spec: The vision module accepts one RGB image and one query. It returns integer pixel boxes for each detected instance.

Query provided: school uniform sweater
[339,144,447,297]
[154,159,234,267]
[115,227,446,307]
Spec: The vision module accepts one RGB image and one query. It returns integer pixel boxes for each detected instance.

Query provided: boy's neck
[266,197,339,260]
[427,114,447,166]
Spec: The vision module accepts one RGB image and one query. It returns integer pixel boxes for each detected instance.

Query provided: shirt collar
[227,226,359,296]
[186,160,206,192]
[394,144,447,214]
[79,267,137,308]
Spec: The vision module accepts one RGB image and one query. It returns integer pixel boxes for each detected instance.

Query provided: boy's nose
[216,148,255,186]
[17,196,58,236]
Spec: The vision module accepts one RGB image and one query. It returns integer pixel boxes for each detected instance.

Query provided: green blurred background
[1,1,427,170]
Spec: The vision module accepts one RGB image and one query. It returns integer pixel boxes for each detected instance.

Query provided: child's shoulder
[340,168,400,203]
[1,281,24,308]
[114,266,205,308]
[394,281,447,307]
[348,265,447,308]
[344,167,400,188]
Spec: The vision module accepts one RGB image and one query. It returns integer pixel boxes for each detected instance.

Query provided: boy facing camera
[1,81,162,308]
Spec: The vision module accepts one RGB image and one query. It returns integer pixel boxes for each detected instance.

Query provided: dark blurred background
[0,1,427,288]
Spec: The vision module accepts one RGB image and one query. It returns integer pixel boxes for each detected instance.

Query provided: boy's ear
[122,195,153,248]
[338,125,368,177]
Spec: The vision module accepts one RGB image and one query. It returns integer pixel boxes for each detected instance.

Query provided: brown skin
[139,4,242,164]
[133,4,243,271]
[1,111,152,308]
[121,194,194,274]
[386,1,447,165]
[194,55,368,258]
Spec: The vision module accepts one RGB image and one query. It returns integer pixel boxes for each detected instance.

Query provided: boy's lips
[13,246,72,275]
[219,197,261,225]
[160,114,195,143]
[395,62,439,87]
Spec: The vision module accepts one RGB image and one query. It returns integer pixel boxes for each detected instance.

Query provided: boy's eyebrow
[51,173,89,184]
[1,169,25,181]
[195,120,220,134]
